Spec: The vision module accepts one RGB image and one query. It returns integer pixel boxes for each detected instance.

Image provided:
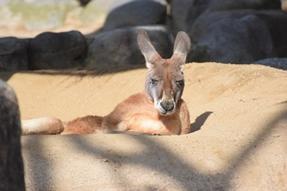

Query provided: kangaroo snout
[157,99,175,115]
[160,100,175,111]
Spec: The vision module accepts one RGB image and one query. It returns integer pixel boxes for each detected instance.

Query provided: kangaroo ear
[172,31,191,67]
[137,30,161,68]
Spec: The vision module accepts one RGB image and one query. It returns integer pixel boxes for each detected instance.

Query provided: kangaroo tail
[21,117,64,135]
[62,115,103,135]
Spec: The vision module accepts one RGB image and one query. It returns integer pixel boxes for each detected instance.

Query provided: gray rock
[169,0,208,33]
[29,30,88,70]
[77,0,91,6]
[255,10,287,57]
[0,37,29,71]
[186,10,287,64]
[188,11,275,64]
[85,26,172,72]
[0,80,25,191]
[169,0,281,33]
[103,0,167,31]
[255,58,287,70]
[206,0,281,11]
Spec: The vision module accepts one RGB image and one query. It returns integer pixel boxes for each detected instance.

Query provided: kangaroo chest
[115,114,181,135]
[103,93,183,135]
[110,109,181,134]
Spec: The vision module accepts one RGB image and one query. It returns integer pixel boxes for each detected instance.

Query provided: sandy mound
[1,63,287,190]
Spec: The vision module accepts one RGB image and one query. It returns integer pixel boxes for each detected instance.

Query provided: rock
[77,0,92,6]
[0,37,29,71]
[169,0,208,33]
[85,26,172,72]
[29,30,88,70]
[186,9,287,64]
[103,0,167,31]
[169,0,281,33]
[255,58,287,70]
[187,11,275,64]
[206,0,281,11]
[255,10,287,57]
[0,80,25,191]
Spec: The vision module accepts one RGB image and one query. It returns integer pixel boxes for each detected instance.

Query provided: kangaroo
[22,30,191,135]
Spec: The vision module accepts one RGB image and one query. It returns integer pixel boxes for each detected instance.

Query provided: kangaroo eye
[150,79,159,85]
[175,80,184,87]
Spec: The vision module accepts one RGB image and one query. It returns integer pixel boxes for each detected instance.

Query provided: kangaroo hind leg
[62,115,103,135]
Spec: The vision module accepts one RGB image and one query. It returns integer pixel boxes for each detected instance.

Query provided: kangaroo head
[137,30,191,116]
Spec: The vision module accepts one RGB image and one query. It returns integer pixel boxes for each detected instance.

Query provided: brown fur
[62,115,103,134]
[63,92,190,135]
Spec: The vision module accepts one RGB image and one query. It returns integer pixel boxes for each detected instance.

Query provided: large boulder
[0,37,29,71]
[29,30,88,70]
[85,26,173,72]
[0,80,25,191]
[186,9,287,64]
[169,0,281,33]
[255,57,287,70]
[77,0,92,6]
[255,10,287,57]
[102,0,167,31]
[206,0,281,10]
[169,0,208,33]
[188,11,275,63]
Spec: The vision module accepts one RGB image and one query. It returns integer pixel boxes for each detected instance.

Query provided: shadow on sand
[24,107,287,190]
[191,111,213,133]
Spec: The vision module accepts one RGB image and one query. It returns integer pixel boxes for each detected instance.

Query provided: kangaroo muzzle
[156,90,176,115]
[160,99,175,112]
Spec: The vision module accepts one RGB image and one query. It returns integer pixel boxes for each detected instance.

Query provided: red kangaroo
[22,30,191,135]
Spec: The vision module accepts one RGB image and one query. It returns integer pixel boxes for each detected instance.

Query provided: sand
[1,62,287,190]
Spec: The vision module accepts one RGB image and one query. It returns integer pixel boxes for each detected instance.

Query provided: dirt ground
[1,63,287,191]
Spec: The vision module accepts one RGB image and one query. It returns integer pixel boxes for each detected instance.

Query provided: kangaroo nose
[160,100,175,112]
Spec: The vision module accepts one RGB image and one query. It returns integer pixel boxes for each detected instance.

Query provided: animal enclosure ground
[1,63,287,190]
